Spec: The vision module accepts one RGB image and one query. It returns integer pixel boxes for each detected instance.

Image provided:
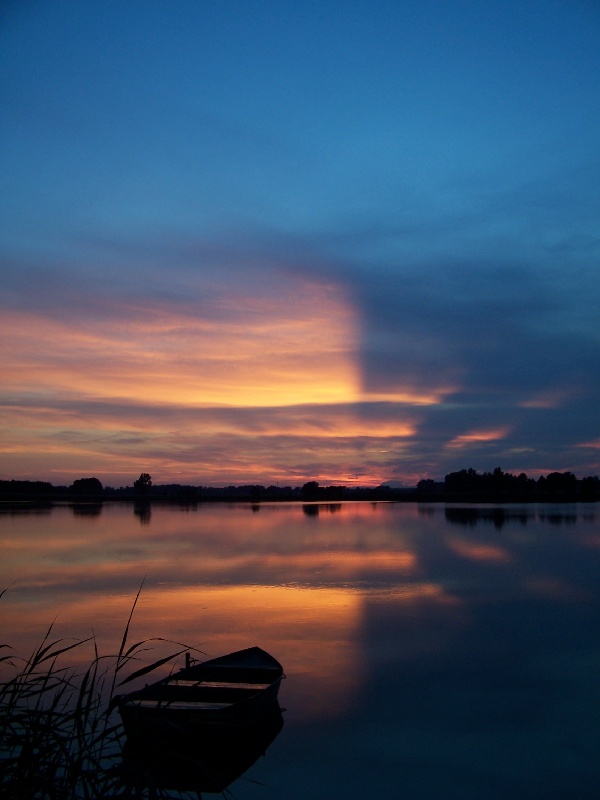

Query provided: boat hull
[117,646,284,746]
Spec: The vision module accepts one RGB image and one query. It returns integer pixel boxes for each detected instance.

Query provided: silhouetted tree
[416,479,437,499]
[544,471,577,500]
[301,481,320,500]
[0,480,54,499]
[581,476,600,500]
[514,472,535,499]
[444,468,479,494]
[70,477,103,496]
[134,473,152,497]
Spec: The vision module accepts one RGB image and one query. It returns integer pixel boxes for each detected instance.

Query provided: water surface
[2,501,600,798]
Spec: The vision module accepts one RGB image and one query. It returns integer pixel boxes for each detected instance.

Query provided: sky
[1,0,599,488]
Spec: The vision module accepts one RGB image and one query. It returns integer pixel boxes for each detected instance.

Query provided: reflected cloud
[524,576,591,602]
[4,501,600,739]
[0,503,445,721]
[259,550,417,580]
[369,583,461,606]
[580,533,600,550]
[446,536,512,564]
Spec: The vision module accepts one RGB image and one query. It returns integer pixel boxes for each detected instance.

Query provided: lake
[2,501,600,799]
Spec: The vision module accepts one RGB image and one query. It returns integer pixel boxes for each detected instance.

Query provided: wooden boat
[116,646,284,747]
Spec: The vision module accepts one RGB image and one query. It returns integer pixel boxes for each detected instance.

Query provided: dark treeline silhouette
[1,467,599,505]
[418,467,600,503]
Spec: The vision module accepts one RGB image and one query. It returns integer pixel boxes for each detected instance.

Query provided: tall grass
[0,586,195,799]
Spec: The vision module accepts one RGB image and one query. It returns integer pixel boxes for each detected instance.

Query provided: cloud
[446,428,512,450]
[2,214,600,486]
[0,261,360,408]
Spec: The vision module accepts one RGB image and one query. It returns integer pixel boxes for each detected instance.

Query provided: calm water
[2,501,600,799]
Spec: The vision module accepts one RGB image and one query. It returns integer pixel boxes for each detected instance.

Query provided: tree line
[0,467,599,504]
[417,467,599,502]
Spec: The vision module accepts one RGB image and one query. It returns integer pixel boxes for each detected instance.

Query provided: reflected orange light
[260,550,417,577]
[2,584,365,721]
[580,533,600,549]
[525,576,590,601]
[371,583,461,605]
[447,536,512,563]
[1,494,467,725]
[1,578,462,720]
[1,538,418,598]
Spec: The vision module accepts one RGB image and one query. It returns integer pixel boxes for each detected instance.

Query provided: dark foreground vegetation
[0,587,194,799]
[1,467,599,506]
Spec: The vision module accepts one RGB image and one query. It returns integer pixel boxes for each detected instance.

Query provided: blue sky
[1,0,599,486]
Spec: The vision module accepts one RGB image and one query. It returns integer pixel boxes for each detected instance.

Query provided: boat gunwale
[116,646,283,715]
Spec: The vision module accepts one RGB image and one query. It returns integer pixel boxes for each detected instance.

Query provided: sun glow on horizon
[0,265,450,485]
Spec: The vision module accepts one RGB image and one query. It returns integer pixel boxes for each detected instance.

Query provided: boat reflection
[120,703,284,794]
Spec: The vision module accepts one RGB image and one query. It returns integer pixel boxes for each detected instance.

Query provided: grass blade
[117,649,188,687]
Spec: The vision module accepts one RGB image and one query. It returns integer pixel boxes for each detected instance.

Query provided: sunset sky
[1,0,599,487]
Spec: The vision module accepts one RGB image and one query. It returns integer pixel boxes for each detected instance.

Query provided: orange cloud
[519,388,580,409]
[0,274,359,409]
[446,427,511,449]
[525,576,590,601]
[0,265,452,484]
[0,393,419,484]
[576,439,600,449]
[359,388,455,406]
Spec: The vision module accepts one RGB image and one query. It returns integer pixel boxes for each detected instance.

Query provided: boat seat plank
[173,681,271,690]
[133,700,233,710]
[133,685,260,704]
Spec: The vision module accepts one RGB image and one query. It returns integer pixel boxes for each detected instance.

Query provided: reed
[0,586,195,799]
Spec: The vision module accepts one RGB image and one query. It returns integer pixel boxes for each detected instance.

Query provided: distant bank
[1,468,599,505]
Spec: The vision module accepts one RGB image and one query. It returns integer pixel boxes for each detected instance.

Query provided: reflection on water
[444,504,585,529]
[70,502,103,517]
[121,704,284,794]
[302,503,343,516]
[2,501,600,799]
[134,501,152,524]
